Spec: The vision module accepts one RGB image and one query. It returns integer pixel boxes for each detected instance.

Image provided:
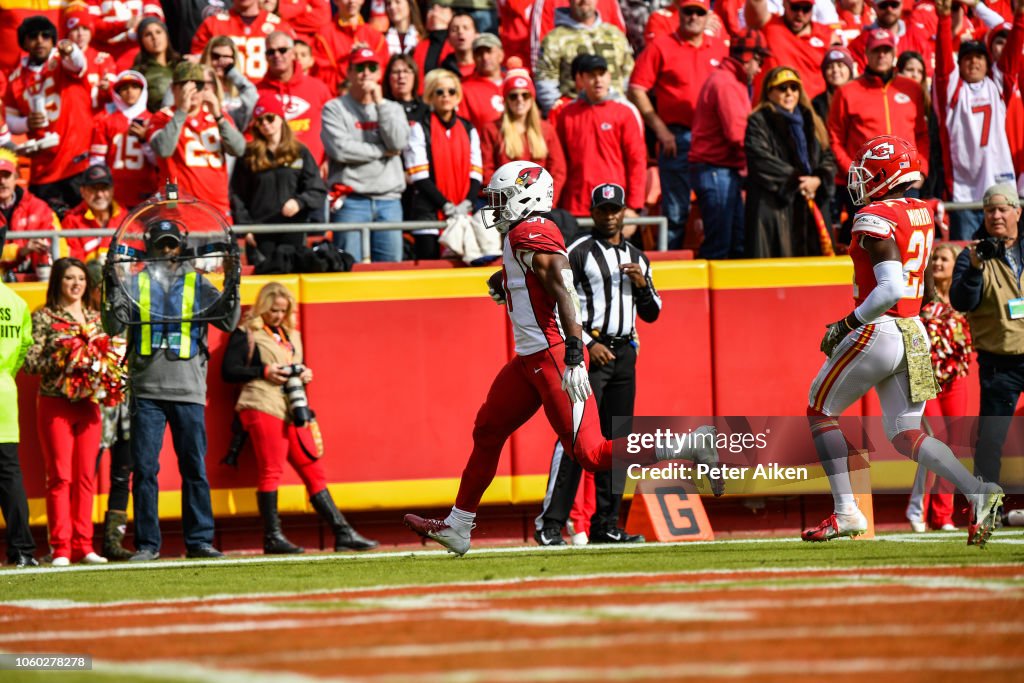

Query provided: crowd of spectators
[0,0,1021,274]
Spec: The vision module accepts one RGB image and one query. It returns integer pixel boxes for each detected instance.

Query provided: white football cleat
[80,552,108,564]
[404,514,472,556]
[968,481,1004,548]
[909,518,927,533]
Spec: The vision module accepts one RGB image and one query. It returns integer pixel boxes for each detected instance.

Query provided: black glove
[564,336,585,367]
[820,313,861,357]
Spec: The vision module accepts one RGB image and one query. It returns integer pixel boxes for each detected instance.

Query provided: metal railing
[10,198,996,266]
[15,216,672,265]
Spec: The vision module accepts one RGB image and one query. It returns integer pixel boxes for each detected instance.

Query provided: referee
[535,183,662,545]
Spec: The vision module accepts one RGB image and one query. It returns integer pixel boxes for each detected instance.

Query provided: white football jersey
[943,69,1016,202]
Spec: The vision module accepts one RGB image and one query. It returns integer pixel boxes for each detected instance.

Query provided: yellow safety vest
[137,269,199,359]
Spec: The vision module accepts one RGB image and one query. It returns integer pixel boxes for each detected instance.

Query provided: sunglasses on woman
[773,82,800,93]
[507,91,532,101]
[435,87,458,97]
[355,62,379,73]
[256,115,277,125]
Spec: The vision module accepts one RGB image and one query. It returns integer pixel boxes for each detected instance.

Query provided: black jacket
[744,104,837,258]
[229,144,327,226]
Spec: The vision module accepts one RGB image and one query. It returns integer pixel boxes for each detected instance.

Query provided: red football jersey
[61,199,128,261]
[90,108,157,208]
[147,107,233,220]
[3,51,93,185]
[191,10,293,82]
[83,46,116,112]
[850,198,935,319]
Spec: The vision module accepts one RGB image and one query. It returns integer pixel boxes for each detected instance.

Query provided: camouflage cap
[172,61,206,84]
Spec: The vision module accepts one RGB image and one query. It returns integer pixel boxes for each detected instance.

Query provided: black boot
[309,489,379,551]
[257,491,304,554]
[102,510,134,561]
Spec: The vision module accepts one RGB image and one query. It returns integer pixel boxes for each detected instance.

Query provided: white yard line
[53,653,1024,683]
[212,620,1024,666]
[3,561,1022,611]
[3,586,1019,642]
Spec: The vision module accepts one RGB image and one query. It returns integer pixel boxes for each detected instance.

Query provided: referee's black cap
[591,183,626,209]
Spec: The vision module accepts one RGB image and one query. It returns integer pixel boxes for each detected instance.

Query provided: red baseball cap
[865,28,897,52]
[64,8,94,32]
[678,0,710,11]
[350,47,380,68]
[253,93,285,120]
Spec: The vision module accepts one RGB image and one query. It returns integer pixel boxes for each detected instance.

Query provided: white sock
[914,436,985,496]
[835,495,859,517]
[445,507,476,533]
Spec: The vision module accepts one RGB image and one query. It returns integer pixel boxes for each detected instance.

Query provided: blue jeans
[332,195,403,263]
[692,163,744,259]
[949,209,985,241]
[659,127,692,250]
[131,399,215,552]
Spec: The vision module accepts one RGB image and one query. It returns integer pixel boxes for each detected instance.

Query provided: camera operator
[950,182,1024,486]
[102,218,240,561]
[221,282,377,554]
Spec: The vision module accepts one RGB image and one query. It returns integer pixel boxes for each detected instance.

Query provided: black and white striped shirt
[567,233,662,346]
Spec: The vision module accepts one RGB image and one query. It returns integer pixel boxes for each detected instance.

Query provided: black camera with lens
[282,363,312,426]
[976,236,1007,261]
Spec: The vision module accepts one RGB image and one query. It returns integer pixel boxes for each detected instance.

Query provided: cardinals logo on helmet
[516,166,543,187]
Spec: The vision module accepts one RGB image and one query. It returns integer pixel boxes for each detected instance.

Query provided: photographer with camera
[221,282,378,554]
[951,182,1024,487]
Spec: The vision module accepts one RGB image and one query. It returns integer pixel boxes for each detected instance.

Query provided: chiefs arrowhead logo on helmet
[515,166,543,187]
[848,135,922,206]
[863,142,895,161]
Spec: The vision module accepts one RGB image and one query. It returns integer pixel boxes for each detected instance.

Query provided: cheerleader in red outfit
[25,258,125,566]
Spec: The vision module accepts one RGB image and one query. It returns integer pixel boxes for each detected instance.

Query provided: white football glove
[561,363,592,404]
[454,199,473,216]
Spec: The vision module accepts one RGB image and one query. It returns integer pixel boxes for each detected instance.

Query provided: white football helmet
[480,160,554,233]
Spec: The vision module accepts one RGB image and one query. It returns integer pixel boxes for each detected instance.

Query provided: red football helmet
[847,135,923,206]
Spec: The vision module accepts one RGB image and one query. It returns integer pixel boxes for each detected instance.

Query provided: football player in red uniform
[805,135,1004,547]
[404,161,720,555]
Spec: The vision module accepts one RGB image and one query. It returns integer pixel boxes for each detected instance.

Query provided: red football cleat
[801,510,868,542]
[403,514,472,556]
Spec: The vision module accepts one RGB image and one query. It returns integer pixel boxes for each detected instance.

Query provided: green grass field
[3,535,1022,683]
[2,534,1021,604]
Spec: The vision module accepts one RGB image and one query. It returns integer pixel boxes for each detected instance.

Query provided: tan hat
[172,61,205,84]
[983,182,1021,208]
